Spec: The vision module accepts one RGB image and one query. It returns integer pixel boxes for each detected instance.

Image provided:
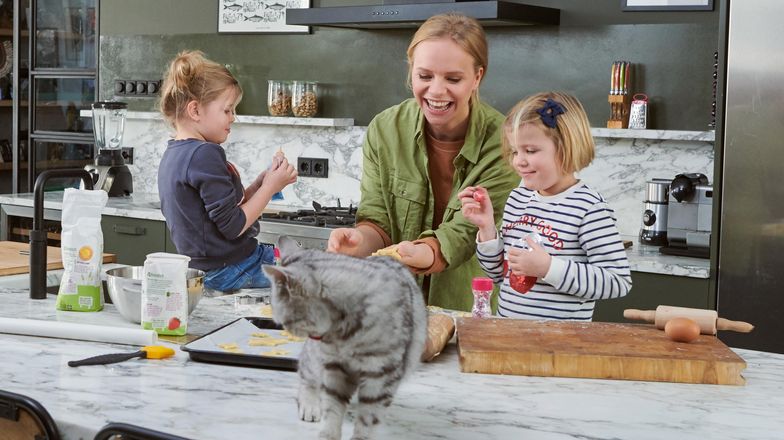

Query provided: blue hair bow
[537,98,566,128]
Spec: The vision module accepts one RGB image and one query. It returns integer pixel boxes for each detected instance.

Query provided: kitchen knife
[67,345,175,367]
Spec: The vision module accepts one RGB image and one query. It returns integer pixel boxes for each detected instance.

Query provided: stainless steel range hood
[286,1,560,29]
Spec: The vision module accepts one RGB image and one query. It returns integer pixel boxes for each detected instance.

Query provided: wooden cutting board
[0,241,116,276]
[457,317,747,385]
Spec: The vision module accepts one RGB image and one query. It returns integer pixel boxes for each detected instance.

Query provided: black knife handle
[68,350,146,367]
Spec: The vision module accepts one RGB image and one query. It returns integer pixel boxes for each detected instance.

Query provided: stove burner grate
[260,201,357,228]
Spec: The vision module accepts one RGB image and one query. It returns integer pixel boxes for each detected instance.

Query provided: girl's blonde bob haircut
[158,50,242,129]
[502,91,595,174]
[405,13,488,104]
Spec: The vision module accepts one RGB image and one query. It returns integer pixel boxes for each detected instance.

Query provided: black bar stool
[94,422,192,440]
[0,389,61,440]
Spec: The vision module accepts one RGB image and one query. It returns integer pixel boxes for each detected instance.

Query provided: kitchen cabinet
[0,0,97,194]
[593,271,712,323]
[101,215,175,266]
[0,0,30,194]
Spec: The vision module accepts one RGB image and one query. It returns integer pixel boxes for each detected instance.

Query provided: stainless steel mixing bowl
[105,266,205,324]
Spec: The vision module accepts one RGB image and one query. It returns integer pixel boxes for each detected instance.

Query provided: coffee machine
[660,173,712,258]
[639,178,670,246]
[83,101,133,197]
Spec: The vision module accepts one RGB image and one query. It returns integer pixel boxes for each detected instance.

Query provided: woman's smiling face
[410,37,482,140]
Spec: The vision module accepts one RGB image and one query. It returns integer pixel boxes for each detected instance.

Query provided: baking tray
[182,317,300,370]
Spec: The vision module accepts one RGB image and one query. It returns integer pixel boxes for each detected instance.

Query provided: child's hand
[396,241,435,269]
[458,186,495,241]
[270,150,285,170]
[263,157,297,192]
[328,228,364,255]
[507,236,551,278]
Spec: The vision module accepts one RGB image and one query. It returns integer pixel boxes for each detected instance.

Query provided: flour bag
[141,252,190,336]
[56,188,108,312]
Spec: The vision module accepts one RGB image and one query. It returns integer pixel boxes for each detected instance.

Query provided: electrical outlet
[297,157,329,178]
[311,158,329,178]
[113,79,162,97]
[114,80,126,95]
[297,157,312,177]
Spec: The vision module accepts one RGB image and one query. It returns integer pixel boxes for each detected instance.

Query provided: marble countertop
[0,192,710,278]
[0,191,300,223]
[1,288,783,440]
[622,235,710,279]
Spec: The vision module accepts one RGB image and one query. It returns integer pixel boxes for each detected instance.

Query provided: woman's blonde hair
[406,13,488,103]
[502,91,595,174]
[158,50,242,128]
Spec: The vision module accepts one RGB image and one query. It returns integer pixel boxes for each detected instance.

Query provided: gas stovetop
[260,201,356,228]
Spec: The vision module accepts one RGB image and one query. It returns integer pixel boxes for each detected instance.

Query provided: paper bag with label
[142,252,190,336]
[56,188,108,312]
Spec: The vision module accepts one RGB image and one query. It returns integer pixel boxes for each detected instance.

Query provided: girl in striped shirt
[459,92,631,320]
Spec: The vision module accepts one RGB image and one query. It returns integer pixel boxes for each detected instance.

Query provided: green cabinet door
[102,216,168,266]
[593,271,712,323]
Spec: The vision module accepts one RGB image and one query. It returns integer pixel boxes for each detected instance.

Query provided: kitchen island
[1,288,783,440]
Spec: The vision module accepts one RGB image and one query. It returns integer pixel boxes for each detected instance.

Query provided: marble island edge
[0,288,782,440]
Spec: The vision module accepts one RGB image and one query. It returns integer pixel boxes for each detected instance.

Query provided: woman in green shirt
[328,13,519,311]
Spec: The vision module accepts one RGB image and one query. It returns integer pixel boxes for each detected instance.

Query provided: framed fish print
[218,0,310,34]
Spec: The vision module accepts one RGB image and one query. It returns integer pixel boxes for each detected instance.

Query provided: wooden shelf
[11,227,61,241]
[0,100,29,107]
[0,29,29,37]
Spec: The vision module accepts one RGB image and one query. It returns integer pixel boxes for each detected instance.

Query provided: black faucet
[30,169,94,300]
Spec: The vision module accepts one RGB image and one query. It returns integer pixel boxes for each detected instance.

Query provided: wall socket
[297,157,329,178]
[114,79,162,97]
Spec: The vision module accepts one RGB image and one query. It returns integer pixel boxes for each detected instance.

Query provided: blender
[83,101,133,197]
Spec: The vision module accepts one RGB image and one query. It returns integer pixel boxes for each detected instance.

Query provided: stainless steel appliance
[717,0,784,353]
[660,173,711,259]
[83,101,133,197]
[286,1,560,29]
[639,178,670,246]
[257,202,356,250]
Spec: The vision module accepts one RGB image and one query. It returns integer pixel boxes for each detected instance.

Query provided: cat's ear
[262,265,289,286]
[276,235,302,258]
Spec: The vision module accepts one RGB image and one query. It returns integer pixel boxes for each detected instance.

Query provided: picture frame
[218,0,310,34]
[621,0,714,11]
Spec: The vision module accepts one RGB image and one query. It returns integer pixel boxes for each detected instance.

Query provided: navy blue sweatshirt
[158,139,259,271]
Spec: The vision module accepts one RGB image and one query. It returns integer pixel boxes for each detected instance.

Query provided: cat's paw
[297,391,321,422]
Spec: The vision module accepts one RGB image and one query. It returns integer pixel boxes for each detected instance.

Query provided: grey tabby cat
[261,236,427,440]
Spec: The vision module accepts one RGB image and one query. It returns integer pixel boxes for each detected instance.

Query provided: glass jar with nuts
[267,80,291,116]
[291,81,319,118]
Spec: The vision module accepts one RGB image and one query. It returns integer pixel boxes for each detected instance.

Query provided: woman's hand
[458,186,496,241]
[328,228,364,255]
[507,236,551,278]
[397,241,435,269]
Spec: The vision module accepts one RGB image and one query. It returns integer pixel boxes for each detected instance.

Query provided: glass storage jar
[267,80,291,116]
[291,81,319,117]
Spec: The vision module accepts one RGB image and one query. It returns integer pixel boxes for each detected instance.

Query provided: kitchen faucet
[30,169,94,299]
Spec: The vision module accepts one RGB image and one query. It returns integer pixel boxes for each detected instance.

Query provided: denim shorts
[204,244,275,292]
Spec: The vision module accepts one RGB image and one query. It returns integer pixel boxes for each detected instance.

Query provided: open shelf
[79,110,355,127]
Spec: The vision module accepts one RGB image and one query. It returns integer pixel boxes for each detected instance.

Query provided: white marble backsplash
[124,116,713,236]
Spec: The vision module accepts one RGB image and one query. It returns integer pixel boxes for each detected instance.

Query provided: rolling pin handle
[623,309,656,323]
[716,318,754,333]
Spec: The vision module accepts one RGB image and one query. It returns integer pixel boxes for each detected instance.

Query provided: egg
[664,317,701,343]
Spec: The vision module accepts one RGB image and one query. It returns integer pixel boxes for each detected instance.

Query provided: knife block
[607,94,631,128]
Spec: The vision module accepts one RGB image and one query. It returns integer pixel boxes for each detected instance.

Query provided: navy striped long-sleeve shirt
[476,182,632,320]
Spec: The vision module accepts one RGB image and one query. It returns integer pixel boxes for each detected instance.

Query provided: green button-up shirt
[357,98,520,311]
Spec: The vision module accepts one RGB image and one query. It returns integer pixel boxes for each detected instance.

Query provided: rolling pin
[623,305,754,335]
